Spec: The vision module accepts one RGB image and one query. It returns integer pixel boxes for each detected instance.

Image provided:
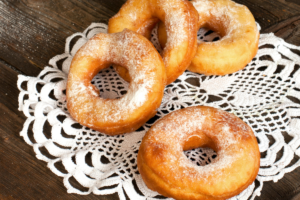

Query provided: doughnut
[158,0,260,75]
[138,106,260,200]
[108,0,199,85]
[66,29,166,135]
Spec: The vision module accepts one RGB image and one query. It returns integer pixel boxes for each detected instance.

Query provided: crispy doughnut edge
[66,30,166,135]
[137,106,260,200]
[158,0,260,76]
[108,0,199,85]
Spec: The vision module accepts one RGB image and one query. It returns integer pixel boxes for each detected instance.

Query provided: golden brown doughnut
[108,0,199,85]
[158,0,260,75]
[66,29,166,135]
[138,106,260,200]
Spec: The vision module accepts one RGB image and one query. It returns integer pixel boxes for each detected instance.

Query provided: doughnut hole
[184,147,217,168]
[108,0,199,84]
[138,106,260,200]
[183,134,218,166]
[66,30,166,135]
[91,67,129,100]
[158,21,221,50]
[158,0,259,76]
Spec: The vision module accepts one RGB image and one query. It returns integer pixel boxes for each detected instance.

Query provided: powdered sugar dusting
[67,30,161,126]
[192,0,258,41]
[160,0,194,65]
[149,109,206,143]
[77,37,109,58]
[179,150,235,182]
[162,0,188,47]
[145,107,254,182]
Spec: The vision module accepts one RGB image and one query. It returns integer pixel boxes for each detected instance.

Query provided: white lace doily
[17,23,300,200]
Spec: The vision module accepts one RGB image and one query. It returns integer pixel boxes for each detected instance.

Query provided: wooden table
[1,0,300,199]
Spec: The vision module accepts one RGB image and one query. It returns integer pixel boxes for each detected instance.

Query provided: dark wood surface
[1,0,300,199]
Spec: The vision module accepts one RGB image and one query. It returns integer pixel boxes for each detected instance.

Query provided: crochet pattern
[18,23,300,200]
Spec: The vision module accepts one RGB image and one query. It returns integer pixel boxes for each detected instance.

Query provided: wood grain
[0,0,300,199]
[0,0,124,76]
[0,62,119,200]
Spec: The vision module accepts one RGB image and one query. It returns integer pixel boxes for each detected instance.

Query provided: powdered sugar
[145,107,254,181]
[161,0,195,66]
[109,0,198,84]
[192,0,211,17]
[192,0,258,39]
[77,37,109,58]
[162,0,189,49]
[149,109,206,143]
[67,30,161,127]
[180,150,236,181]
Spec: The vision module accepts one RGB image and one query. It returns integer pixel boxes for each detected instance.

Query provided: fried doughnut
[66,29,166,135]
[138,106,260,200]
[108,0,199,85]
[158,0,260,75]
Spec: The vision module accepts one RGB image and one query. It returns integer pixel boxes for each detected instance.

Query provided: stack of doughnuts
[108,0,199,85]
[158,0,259,75]
[66,0,260,199]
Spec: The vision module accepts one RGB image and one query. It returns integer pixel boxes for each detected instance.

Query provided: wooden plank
[0,101,117,200]
[259,166,300,199]
[1,0,300,199]
[234,0,300,31]
[0,0,124,76]
[0,62,118,200]
[0,61,25,116]
[0,0,299,76]
[265,16,300,46]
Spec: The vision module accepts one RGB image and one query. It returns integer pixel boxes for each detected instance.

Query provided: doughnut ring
[138,106,260,200]
[158,0,260,75]
[66,29,166,135]
[108,0,199,85]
